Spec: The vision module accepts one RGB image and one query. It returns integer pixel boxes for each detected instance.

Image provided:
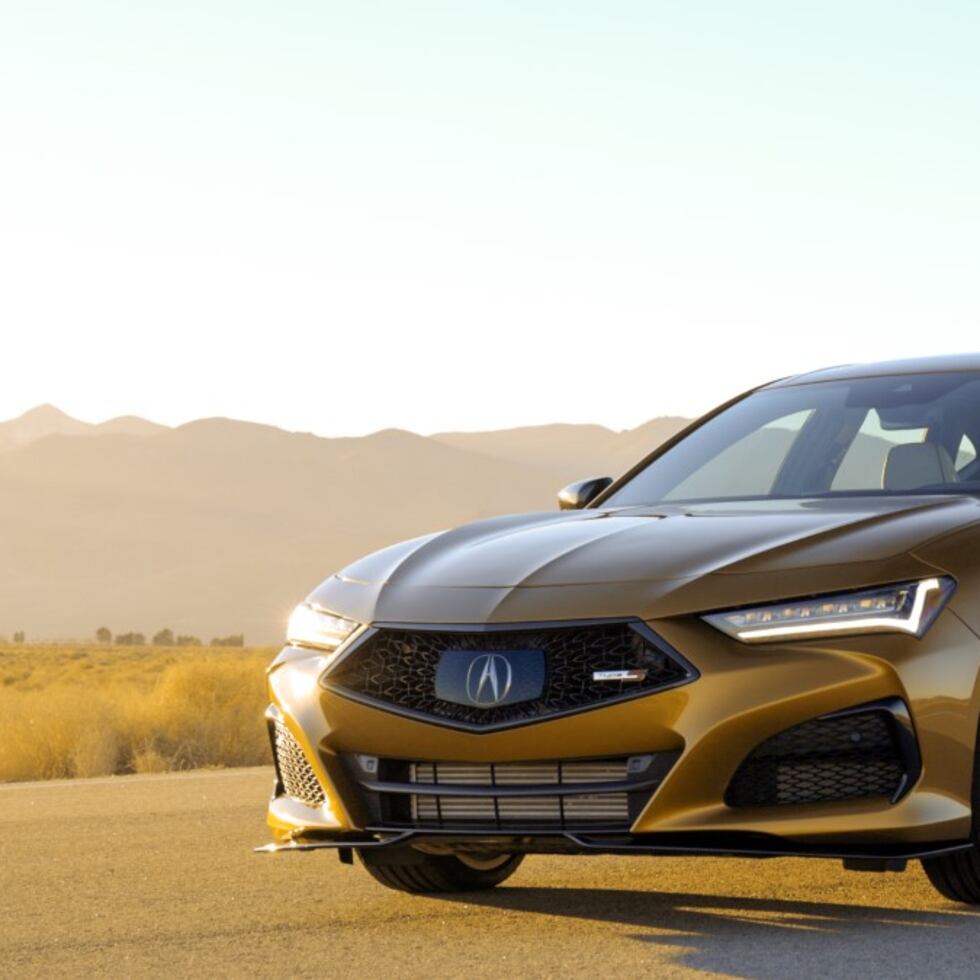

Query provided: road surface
[3,767,979,977]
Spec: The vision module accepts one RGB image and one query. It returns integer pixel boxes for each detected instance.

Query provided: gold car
[260,355,980,902]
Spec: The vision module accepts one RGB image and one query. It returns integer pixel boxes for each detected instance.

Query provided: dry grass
[0,643,276,781]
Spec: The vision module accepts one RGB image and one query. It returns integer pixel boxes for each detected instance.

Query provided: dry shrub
[0,647,272,782]
[133,659,270,771]
[0,687,112,781]
[130,745,170,774]
[71,726,121,778]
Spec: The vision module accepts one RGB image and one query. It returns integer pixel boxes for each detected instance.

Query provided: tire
[921,720,980,904]
[359,849,523,894]
[922,848,980,903]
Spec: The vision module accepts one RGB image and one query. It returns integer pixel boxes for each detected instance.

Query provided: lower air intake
[351,751,681,832]
[271,719,326,809]
[410,760,630,826]
[726,708,909,808]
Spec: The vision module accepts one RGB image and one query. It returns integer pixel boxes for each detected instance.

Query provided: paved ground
[3,768,980,978]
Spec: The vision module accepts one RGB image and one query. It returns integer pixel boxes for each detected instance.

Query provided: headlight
[286,603,360,653]
[702,577,955,644]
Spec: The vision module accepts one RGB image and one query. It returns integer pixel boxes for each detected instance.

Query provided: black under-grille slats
[326,621,692,729]
[351,751,681,833]
[409,759,632,829]
[726,710,908,808]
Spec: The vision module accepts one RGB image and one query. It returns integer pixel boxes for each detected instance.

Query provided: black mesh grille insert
[726,710,907,808]
[271,719,326,808]
[326,622,692,729]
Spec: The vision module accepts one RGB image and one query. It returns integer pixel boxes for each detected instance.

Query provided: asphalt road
[4,768,980,978]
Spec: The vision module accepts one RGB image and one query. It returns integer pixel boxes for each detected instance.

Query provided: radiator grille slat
[407,759,631,827]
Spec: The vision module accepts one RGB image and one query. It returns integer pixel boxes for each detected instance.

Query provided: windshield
[604,371,980,507]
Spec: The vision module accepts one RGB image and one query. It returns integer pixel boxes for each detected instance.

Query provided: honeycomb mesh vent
[726,710,906,808]
[272,719,326,808]
[326,622,691,728]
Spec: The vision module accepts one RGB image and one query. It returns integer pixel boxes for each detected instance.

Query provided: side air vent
[270,719,326,809]
[726,702,917,809]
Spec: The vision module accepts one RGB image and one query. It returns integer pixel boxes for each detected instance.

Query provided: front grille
[271,719,326,808]
[726,710,908,808]
[410,761,631,826]
[326,621,693,730]
[351,751,681,832]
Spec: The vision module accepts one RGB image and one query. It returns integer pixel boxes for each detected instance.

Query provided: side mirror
[558,476,614,511]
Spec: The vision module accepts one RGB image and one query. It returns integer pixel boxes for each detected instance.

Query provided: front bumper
[262,609,980,856]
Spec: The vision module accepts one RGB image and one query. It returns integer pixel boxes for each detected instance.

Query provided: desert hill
[0,408,690,642]
[0,404,167,452]
[432,417,689,475]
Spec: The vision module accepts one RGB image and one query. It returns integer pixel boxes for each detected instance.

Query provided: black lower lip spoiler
[255,829,973,862]
[562,833,973,862]
[256,832,414,853]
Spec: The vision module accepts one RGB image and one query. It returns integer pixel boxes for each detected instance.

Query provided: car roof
[766,353,980,388]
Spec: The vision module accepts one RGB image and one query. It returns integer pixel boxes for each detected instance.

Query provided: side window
[663,410,814,501]
[956,434,977,473]
[832,410,927,490]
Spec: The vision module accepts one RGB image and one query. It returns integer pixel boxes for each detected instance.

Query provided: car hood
[311,495,980,624]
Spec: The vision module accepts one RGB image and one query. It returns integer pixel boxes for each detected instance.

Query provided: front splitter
[256,828,974,862]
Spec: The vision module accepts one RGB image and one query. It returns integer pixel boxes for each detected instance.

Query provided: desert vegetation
[0,642,275,782]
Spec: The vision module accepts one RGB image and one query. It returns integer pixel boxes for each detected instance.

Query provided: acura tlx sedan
[260,354,980,903]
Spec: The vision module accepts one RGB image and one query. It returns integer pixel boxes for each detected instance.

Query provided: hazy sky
[3,1,979,436]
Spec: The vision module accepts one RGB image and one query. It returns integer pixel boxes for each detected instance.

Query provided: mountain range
[0,405,690,643]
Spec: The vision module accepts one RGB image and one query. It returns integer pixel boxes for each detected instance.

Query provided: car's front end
[259,357,980,900]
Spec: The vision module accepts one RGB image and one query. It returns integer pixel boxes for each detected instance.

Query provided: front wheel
[921,849,980,904]
[359,849,523,893]
[922,731,980,904]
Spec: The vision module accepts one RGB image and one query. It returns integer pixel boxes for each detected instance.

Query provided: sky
[2,1,979,436]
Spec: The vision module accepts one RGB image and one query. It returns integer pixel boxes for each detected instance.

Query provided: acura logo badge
[435,648,543,710]
[465,653,514,706]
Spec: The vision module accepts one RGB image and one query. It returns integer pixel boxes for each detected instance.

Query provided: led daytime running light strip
[734,578,942,642]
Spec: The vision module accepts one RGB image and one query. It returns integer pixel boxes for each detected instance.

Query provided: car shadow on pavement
[437,886,980,979]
